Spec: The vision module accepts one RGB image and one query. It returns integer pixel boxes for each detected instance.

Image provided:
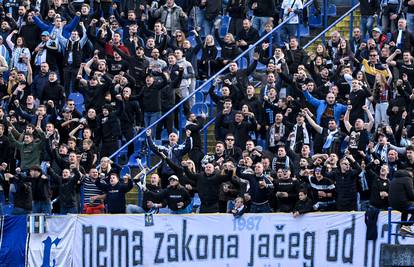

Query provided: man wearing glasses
[357,45,390,87]
[325,154,361,211]
[224,133,242,162]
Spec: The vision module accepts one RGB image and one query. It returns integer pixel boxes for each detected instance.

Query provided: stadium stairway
[125,2,358,204]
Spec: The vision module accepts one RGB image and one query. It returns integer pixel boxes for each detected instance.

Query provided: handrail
[201,117,217,154]
[201,117,216,132]
[303,3,360,49]
[107,0,315,162]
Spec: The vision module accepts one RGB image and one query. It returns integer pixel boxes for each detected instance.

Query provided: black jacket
[49,168,81,209]
[78,83,109,114]
[358,0,379,16]
[370,176,390,210]
[31,176,51,202]
[389,170,414,211]
[184,168,233,205]
[40,81,66,108]
[10,174,33,211]
[160,66,184,110]
[227,0,248,19]
[205,0,222,21]
[138,73,167,112]
[248,0,276,17]
[119,98,141,130]
[97,99,124,143]
[185,117,205,150]
[218,115,257,149]
[236,27,260,50]
[214,29,242,61]
[142,183,166,212]
[274,178,300,212]
[236,167,274,204]
[113,45,149,87]
[147,184,191,211]
[326,161,361,211]
[221,59,258,89]
[293,197,314,214]
[96,177,133,213]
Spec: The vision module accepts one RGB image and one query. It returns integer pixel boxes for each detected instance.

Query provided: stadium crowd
[0,0,413,233]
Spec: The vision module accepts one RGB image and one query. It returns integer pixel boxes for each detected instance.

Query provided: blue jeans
[191,7,216,36]
[126,204,146,214]
[144,111,161,137]
[282,24,297,44]
[60,206,78,214]
[252,16,271,33]
[250,202,271,213]
[171,204,192,214]
[360,15,374,41]
[32,201,51,214]
[407,13,414,34]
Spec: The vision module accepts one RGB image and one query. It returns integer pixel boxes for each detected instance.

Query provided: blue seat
[309,12,322,28]
[3,204,13,215]
[120,165,131,178]
[195,91,204,103]
[68,92,84,105]
[187,35,197,47]
[220,16,230,37]
[128,153,147,168]
[299,24,310,37]
[160,128,170,142]
[134,135,145,152]
[256,138,267,149]
[191,103,208,116]
[323,3,336,17]
[237,57,248,68]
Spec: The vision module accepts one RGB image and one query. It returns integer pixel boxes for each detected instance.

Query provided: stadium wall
[1,212,413,267]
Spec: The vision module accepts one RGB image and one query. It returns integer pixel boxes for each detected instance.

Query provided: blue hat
[41,31,49,36]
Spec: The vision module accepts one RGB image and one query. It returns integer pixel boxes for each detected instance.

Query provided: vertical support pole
[204,128,208,155]
[269,34,273,58]
[179,105,184,141]
[80,185,84,214]
[322,0,328,44]
[350,0,355,41]
[388,207,392,244]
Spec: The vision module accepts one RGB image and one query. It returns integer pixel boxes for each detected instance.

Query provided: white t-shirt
[281,0,304,24]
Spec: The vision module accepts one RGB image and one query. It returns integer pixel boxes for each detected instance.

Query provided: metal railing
[303,2,360,49]
[107,0,315,163]
[387,207,414,243]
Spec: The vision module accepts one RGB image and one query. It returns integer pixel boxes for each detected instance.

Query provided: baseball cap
[41,31,50,36]
[168,175,179,181]
[372,27,382,34]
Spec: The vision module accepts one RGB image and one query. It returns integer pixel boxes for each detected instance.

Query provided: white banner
[28,212,414,267]
[27,216,76,267]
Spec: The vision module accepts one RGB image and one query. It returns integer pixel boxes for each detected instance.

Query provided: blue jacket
[33,15,80,39]
[147,136,192,175]
[303,90,347,125]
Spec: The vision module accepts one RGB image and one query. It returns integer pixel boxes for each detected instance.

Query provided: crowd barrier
[1,212,413,267]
